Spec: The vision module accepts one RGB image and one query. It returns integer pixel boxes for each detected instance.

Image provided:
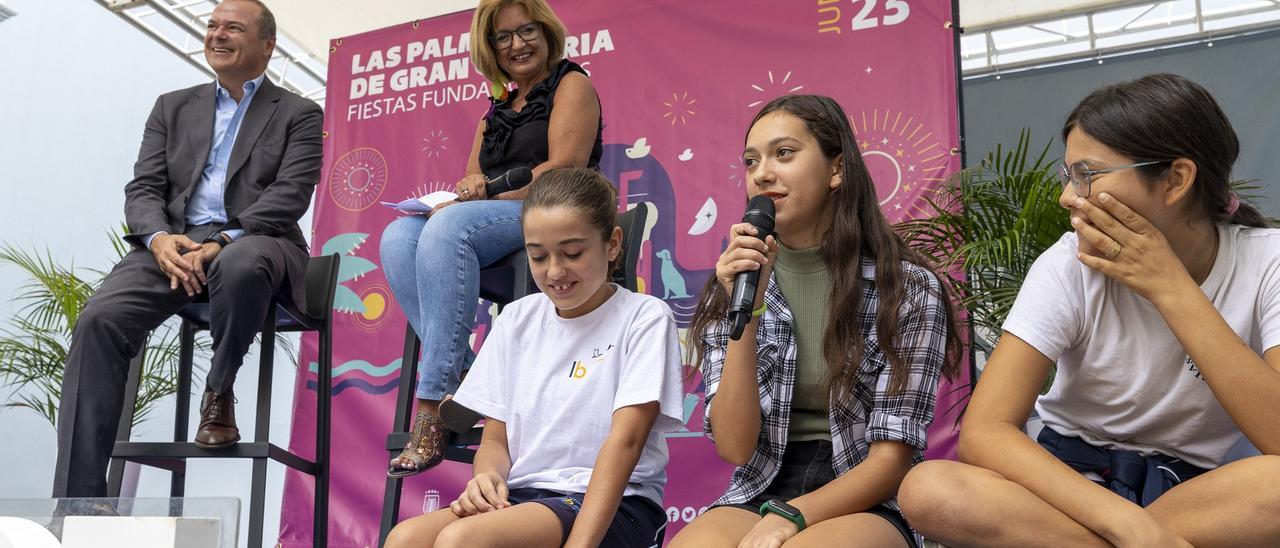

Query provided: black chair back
[304,253,341,322]
[612,203,650,292]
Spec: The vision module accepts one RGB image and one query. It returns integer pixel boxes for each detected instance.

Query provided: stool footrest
[113,441,318,475]
[443,446,475,464]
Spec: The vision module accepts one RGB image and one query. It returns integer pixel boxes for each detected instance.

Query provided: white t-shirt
[452,285,685,505]
[1003,224,1280,469]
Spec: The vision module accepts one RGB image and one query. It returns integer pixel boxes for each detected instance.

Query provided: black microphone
[728,195,776,340]
[483,167,534,198]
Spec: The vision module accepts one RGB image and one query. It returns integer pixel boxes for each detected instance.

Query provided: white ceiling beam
[962,1,1280,78]
[95,1,1280,96]
[95,0,328,104]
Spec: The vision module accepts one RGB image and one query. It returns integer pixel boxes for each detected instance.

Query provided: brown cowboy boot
[387,410,448,478]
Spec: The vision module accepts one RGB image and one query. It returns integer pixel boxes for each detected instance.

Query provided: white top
[453,285,685,505]
[1003,224,1280,468]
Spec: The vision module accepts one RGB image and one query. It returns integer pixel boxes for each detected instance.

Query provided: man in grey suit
[53,0,323,497]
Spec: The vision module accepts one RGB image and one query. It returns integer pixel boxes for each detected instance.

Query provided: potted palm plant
[0,229,216,495]
[896,129,1070,361]
[0,229,214,429]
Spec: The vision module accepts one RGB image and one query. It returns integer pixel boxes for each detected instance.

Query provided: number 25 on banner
[818,0,910,34]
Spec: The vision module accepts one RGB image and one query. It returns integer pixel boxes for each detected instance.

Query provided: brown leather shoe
[195,388,240,448]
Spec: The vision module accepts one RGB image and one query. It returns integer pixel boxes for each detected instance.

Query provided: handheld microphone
[483,167,534,198]
[728,195,776,340]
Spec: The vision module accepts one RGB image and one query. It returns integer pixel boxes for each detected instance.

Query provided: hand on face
[1070,192,1194,303]
[1059,127,1173,259]
[1060,127,1203,303]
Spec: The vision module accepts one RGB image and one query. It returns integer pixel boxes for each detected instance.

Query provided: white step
[61,516,220,548]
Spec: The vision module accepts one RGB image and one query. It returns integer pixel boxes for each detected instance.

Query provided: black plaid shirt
[701,257,948,537]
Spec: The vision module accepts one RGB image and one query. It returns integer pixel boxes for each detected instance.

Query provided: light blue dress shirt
[145,73,264,249]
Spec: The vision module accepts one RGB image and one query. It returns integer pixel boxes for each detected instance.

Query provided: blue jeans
[379,200,524,400]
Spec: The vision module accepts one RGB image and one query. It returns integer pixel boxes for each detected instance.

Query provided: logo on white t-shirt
[568,360,589,379]
[566,344,615,380]
[1185,355,1207,382]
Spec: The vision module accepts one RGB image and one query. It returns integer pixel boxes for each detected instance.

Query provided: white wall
[0,2,306,546]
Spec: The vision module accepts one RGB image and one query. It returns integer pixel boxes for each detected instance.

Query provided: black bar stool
[377,204,651,545]
[107,253,340,548]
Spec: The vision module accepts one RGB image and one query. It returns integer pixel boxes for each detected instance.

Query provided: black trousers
[51,225,306,497]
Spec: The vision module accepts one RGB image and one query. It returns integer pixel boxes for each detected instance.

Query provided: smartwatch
[205,232,233,247]
[759,499,806,531]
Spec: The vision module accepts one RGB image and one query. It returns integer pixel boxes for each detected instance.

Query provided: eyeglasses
[1056,160,1166,198]
[492,23,541,51]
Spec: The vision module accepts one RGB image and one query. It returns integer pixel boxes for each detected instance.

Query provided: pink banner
[281,1,965,545]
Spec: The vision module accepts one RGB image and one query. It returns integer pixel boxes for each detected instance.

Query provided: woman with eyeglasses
[898,73,1280,547]
[382,0,603,478]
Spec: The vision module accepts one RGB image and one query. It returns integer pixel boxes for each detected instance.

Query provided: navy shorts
[508,487,667,548]
[718,440,918,548]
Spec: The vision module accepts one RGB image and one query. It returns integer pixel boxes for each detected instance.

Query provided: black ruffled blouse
[478,59,603,179]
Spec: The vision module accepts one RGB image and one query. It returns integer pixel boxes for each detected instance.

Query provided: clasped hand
[151,233,223,297]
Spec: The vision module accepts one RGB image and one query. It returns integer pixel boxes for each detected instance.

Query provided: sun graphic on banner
[662,91,697,126]
[384,180,455,210]
[412,179,454,199]
[852,110,955,222]
[421,129,449,158]
[328,147,388,211]
[747,70,804,108]
[353,281,393,331]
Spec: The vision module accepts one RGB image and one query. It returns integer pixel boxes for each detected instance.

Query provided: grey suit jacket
[122,78,323,306]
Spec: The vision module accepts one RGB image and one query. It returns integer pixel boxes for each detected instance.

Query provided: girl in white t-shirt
[669,95,963,548]
[899,73,1280,547]
[384,168,685,548]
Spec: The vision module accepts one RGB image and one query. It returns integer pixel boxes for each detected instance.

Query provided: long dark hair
[687,95,963,397]
[1063,73,1268,227]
